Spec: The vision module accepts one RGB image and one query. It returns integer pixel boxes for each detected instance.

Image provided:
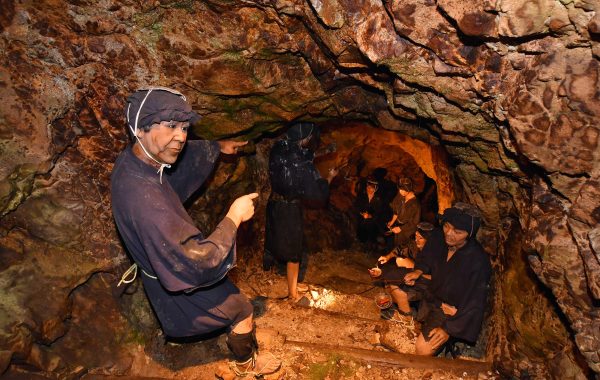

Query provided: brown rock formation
[0,0,599,378]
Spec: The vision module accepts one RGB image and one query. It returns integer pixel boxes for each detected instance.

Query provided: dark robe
[376,178,397,205]
[111,140,252,338]
[378,239,420,284]
[354,192,391,244]
[265,139,329,265]
[354,177,367,199]
[416,228,491,343]
[389,195,421,249]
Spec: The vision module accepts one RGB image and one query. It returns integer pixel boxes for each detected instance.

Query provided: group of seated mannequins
[369,202,492,357]
[353,170,420,255]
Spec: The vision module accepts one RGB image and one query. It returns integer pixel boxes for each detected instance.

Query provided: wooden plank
[285,340,492,375]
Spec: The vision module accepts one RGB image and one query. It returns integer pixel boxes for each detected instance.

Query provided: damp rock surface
[0,0,598,378]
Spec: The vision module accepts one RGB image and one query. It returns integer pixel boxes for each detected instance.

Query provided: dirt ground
[77,246,498,380]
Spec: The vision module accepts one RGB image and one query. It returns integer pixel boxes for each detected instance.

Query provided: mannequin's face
[415,231,427,250]
[136,120,189,164]
[443,222,469,248]
[366,184,377,197]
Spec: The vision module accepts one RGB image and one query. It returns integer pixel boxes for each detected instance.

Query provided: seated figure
[370,222,434,318]
[408,203,491,356]
[371,203,491,356]
[385,177,421,255]
[354,177,391,251]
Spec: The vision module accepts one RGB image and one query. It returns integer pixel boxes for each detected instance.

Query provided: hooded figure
[371,167,397,205]
[264,121,335,305]
[286,121,314,141]
[411,202,491,355]
[439,202,481,238]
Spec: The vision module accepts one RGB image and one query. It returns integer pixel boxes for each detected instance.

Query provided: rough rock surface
[0,0,599,378]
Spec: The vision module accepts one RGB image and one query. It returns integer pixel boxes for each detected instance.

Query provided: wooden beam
[285,340,492,375]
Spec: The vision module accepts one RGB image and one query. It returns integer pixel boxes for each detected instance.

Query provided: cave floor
[2,248,496,380]
[72,247,497,380]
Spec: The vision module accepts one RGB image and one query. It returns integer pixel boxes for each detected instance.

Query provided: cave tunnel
[1,0,600,379]
[317,121,445,221]
[296,121,447,252]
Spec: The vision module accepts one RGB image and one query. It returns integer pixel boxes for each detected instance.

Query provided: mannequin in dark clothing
[369,222,435,319]
[403,203,492,356]
[264,122,337,304]
[111,87,280,377]
[383,177,421,257]
[353,176,367,199]
[371,167,397,205]
[354,178,391,250]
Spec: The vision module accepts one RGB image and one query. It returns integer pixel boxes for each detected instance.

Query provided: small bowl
[368,267,382,277]
[375,292,392,309]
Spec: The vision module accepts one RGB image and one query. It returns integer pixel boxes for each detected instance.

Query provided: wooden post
[285,340,492,375]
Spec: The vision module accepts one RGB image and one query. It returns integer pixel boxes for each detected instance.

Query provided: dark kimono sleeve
[135,188,238,292]
[397,199,420,225]
[390,194,403,216]
[442,254,492,342]
[298,161,329,203]
[353,194,369,216]
[372,197,392,232]
[166,140,221,202]
[414,245,432,274]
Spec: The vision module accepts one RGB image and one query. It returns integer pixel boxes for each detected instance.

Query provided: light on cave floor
[310,287,338,309]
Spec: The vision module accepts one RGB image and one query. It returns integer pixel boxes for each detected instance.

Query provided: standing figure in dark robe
[403,203,492,356]
[371,167,397,206]
[353,178,392,251]
[264,122,337,305]
[383,177,421,256]
[111,87,280,378]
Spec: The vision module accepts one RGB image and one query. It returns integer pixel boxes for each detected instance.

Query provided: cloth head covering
[124,87,200,184]
[125,87,201,137]
[287,121,315,141]
[441,202,482,238]
[366,176,379,187]
[397,177,413,192]
[416,222,434,239]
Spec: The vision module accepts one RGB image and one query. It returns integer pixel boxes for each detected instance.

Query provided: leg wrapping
[226,327,258,362]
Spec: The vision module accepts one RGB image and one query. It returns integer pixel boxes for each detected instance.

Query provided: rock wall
[0,0,598,377]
